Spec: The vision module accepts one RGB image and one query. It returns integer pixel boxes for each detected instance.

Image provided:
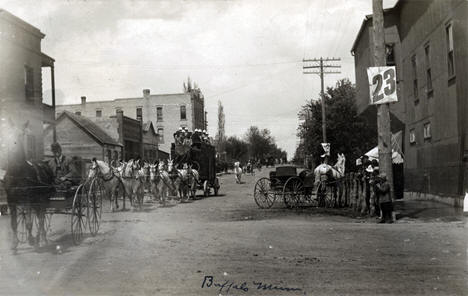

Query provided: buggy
[253,166,337,209]
[4,158,104,248]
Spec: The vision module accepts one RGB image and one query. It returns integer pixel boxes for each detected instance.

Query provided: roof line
[59,111,122,146]
[0,9,45,39]
[56,92,191,106]
[350,6,399,54]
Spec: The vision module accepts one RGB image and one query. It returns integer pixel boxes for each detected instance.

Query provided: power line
[302,57,341,143]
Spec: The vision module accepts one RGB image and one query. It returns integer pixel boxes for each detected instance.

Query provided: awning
[364,131,404,164]
[365,146,404,164]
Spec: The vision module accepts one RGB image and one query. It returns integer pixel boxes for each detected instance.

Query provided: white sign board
[367,66,398,105]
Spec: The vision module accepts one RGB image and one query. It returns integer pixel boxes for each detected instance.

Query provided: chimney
[143,89,150,98]
[81,96,86,104]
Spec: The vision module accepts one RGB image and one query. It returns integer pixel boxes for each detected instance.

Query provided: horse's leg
[114,182,120,210]
[25,205,35,246]
[9,204,18,251]
[107,184,115,212]
[158,181,165,205]
[121,180,128,211]
[36,205,47,248]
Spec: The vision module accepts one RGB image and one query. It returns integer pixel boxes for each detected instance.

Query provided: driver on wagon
[48,142,80,189]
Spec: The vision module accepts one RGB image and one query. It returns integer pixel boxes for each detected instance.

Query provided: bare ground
[0,168,467,296]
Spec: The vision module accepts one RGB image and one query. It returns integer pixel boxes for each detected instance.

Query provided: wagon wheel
[213,177,220,196]
[88,178,104,236]
[316,181,335,208]
[282,177,304,209]
[203,180,210,197]
[71,184,88,244]
[253,177,275,209]
[281,179,294,209]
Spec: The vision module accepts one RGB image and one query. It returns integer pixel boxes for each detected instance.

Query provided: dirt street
[0,167,467,296]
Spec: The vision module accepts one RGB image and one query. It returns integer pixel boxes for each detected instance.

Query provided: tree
[225,136,249,162]
[215,100,226,159]
[244,126,287,163]
[296,79,376,171]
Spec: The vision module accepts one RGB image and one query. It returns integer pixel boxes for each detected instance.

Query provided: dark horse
[2,121,56,251]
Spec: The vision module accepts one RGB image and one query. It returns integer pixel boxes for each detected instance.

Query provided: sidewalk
[394,199,464,222]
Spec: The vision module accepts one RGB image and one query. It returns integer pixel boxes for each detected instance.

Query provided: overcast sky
[1,0,397,158]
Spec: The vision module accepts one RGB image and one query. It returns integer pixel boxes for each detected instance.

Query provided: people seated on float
[191,129,202,149]
[173,127,184,145]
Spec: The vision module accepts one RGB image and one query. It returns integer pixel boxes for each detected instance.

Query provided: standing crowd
[353,155,394,223]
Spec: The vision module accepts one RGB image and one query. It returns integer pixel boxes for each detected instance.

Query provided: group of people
[356,155,394,223]
[173,127,212,147]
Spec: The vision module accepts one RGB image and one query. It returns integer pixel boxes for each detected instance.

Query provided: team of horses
[88,158,200,212]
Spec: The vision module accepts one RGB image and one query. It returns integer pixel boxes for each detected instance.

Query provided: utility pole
[372,0,394,195]
[303,57,341,143]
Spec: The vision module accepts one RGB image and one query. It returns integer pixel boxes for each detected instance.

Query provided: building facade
[352,0,468,206]
[56,87,206,153]
[0,9,56,165]
[44,111,122,161]
[398,0,468,205]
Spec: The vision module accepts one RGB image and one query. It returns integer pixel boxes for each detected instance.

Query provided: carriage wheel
[88,178,104,236]
[316,181,335,208]
[71,184,88,244]
[213,178,220,196]
[282,177,304,209]
[253,178,275,209]
[203,180,210,197]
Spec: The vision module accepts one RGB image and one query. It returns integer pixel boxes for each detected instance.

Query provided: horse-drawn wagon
[253,154,346,209]
[3,156,104,250]
[171,141,220,198]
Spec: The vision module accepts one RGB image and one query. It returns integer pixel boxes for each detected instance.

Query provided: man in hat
[48,142,80,189]
[375,173,393,223]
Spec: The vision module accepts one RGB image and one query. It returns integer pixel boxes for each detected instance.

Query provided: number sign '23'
[367,66,398,105]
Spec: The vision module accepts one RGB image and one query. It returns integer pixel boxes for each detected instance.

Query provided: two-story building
[0,9,56,164]
[352,0,468,206]
[56,86,206,153]
[0,9,55,210]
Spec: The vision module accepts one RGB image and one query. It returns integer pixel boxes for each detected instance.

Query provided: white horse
[88,159,126,212]
[148,163,161,202]
[167,160,200,201]
[314,153,346,182]
[158,161,174,205]
[234,161,243,184]
[314,153,346,207]
[121,159,145,210]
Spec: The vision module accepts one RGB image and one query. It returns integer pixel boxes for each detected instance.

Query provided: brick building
[56,86,206,153]
[352,0,468,206]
